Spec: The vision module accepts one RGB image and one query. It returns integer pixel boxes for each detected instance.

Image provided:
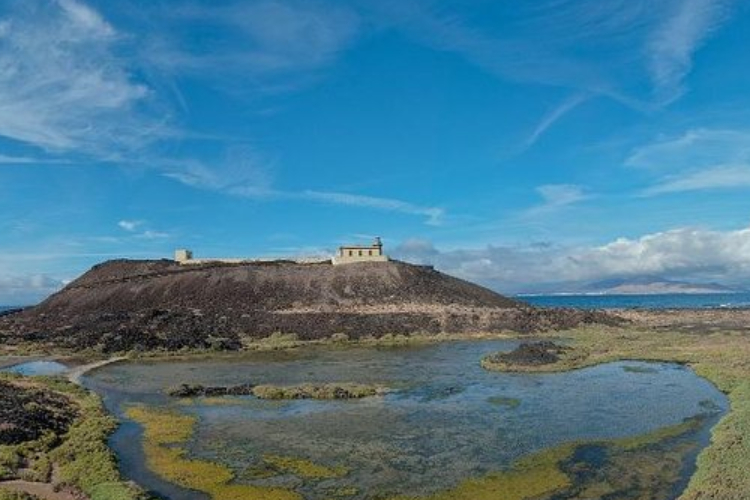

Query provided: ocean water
[517,292,750,310]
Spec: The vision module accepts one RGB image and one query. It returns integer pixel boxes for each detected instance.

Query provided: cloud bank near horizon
[393,225,750,293]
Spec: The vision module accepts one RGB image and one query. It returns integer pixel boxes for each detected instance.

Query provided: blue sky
[2,0,750,304]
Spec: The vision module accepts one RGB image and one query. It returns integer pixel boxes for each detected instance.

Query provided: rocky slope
[0,259,615,352]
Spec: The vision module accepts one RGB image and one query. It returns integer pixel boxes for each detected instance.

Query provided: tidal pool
[84,340,728,500]
[2,359,69,376]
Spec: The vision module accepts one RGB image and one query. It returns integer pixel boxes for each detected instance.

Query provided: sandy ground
[0,480,80,500]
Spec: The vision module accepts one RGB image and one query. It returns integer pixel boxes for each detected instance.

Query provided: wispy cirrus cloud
[523,92,591,149]
[140,0,360,91]
[523,184,589,217]
[0,154,70,165]
[627,128,750,171]
[301,190,444,226]
[368,0,735,150]
[158,145,445,225]
[0,0,164,155]
[643,165,750,196]
[117,220,170,239]
[648,0,734,104]
[627,128,750,196]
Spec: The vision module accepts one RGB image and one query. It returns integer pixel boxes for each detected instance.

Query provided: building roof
[339,244,381,249]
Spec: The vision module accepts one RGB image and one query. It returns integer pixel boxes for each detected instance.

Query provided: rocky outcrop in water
[0,259,619,352]
[487,341,571,367]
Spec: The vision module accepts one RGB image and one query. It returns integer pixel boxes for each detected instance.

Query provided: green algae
[389,444,575,500]
[622,364,659,374]
[125,405,300,500]
[263,455,348,479]
[486,396,521,408]
[390,416,706,500]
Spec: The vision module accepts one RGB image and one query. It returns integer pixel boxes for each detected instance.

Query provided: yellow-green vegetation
[390,444,574,500]
[0,374,145,500]
[263,454,348,479]
[0,491,41,500]
[252,383,386,400]
[486,396,521,408]
[391,415,705,500]
[326,486,359,497]
[482,325,750,500]
[125,405,301,500]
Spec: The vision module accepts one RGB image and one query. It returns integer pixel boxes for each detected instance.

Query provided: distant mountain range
[579,277,746,295]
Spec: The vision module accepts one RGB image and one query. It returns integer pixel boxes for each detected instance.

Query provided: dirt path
[0,480,80,500]
[66,356,127,385]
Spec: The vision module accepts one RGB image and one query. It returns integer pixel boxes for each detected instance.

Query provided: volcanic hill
[0,259,614,352]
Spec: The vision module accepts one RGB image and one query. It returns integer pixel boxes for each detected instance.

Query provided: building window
[359,250,362,256]
[368,250,372,256]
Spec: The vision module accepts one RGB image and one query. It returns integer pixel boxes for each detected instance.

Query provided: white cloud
[0,0,160,154]
[301,190,444,226]
[0,154,70,165]
[117,220,169,239]
[144,0,360,87]
[523,184,588,216]
[161,150,274,197]
[118,220,142,232]
[161,150,444,225]
[393,225,750,292]
[136,230,170,240]
[627,129,750,171]
[643,164,750,195]
[523,92,590,149]
[372,0,734,109]
[648,0,732,104]
[626,128,750,195]
[0,274,64,305]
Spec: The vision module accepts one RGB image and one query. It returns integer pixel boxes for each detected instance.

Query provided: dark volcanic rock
[0,259,619,352]
[167,383,255,398]
[0,380,77,445]
[492,341,571,366]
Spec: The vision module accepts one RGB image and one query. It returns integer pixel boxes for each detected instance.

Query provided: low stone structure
[173,249,328,265]
[174,249,248,265]
[332,237,389,265]
[174,239,389,266]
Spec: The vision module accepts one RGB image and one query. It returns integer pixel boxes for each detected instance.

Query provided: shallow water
[85,341,728,500]
[3,360,69,376]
